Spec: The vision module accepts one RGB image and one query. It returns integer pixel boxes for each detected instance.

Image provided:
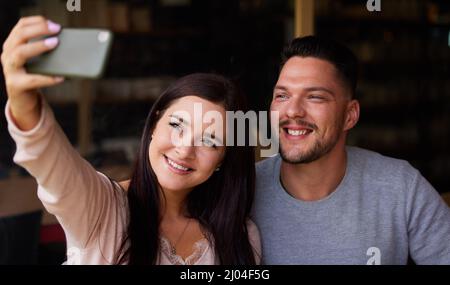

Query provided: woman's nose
[175,145,195,159]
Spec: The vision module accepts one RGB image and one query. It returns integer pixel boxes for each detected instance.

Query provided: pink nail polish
[44,37,59,48]
[47,20,61,33]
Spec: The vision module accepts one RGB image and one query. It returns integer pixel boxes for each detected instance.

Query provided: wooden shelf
[113,28,206,38]
[316,17,427,28]
[442,192,450,206]
[0,164,131,224]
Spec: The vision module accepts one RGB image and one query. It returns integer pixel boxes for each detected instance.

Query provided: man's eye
[275,94,288,100]
[309,95,325,100]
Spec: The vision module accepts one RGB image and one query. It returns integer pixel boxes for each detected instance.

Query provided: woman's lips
[164,155,194,175]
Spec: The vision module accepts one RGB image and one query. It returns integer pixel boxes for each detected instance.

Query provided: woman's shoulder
[246,219,262,264]
[246,219,258,231]
[118,180,131,191]
[246,219,261,242]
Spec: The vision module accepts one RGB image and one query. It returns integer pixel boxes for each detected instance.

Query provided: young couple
[2,16,449,265]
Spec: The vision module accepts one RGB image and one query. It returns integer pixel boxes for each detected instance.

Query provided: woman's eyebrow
[204,132,223,145]
[169,114,224,145]
[169,114,190,126]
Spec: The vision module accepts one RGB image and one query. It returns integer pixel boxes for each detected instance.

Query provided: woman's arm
[2,17,127,251]
[5,97,126,250]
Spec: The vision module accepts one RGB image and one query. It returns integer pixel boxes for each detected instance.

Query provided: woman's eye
[169,122,183,132]
[202,138,217,148]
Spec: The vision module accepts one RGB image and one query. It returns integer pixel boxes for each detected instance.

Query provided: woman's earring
[215,167,220,172]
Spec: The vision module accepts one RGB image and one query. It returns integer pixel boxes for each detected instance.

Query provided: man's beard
[279,120,343,164]
[279,135,339,164]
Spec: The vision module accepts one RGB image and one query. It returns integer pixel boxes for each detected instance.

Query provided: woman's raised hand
[1,16,64,130]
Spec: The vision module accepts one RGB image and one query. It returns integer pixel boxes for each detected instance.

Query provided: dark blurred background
[0,0,449,264]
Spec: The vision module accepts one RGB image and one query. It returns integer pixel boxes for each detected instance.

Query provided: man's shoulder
[255,155,280,191]
[256,154,280,174]
[348,146,413,168]
[347,146,419,185]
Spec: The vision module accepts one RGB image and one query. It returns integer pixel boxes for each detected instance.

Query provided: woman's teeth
[167,157,190,171]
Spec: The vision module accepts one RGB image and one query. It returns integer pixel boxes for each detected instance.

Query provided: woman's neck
[160,187,191,220]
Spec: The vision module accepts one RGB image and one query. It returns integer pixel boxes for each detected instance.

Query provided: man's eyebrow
[169,114,190,125]
[274,85,289,91]
[274,85,335,96]
[304,87,335,96]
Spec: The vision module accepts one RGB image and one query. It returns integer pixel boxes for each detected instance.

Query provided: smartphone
[26,28,113,79]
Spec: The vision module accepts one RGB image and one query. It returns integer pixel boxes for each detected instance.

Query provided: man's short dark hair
[281,36,358,99]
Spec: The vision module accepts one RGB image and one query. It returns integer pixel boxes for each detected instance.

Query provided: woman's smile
[163,154,194,175]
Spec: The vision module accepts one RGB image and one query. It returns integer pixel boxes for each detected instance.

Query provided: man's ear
[344,100,360,131]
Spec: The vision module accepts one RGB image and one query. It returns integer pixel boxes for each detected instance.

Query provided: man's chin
[280,149,314,164]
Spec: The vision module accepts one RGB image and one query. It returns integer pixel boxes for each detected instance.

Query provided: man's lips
[281,125,314,139]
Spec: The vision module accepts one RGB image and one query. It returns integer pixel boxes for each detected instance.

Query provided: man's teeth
[167,158,190,171]
[287,129,309,136]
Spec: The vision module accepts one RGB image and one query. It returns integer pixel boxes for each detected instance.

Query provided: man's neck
[280,143,347,201]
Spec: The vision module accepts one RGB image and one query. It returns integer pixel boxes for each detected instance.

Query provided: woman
[1,16,260,265]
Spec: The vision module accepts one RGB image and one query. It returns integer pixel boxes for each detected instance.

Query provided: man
[253,36,450,265]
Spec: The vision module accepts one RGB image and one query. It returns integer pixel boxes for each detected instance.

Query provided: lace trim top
[160,237,211,265]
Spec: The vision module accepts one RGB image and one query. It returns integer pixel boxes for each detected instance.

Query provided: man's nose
[285,96,306,118]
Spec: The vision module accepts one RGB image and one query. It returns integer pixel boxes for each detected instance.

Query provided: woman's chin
[156,175,192,192]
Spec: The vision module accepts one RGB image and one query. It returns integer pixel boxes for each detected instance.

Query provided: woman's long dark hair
[116,73,256,265]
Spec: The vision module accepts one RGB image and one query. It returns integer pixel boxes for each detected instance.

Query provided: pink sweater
[5,98,261,265]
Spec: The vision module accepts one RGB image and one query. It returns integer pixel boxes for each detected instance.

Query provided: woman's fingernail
[54,77,65,83]
[44,37,59,48]
[47,20,61,33]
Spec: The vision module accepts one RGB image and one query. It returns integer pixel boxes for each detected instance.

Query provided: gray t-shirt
[253,146,450,265]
